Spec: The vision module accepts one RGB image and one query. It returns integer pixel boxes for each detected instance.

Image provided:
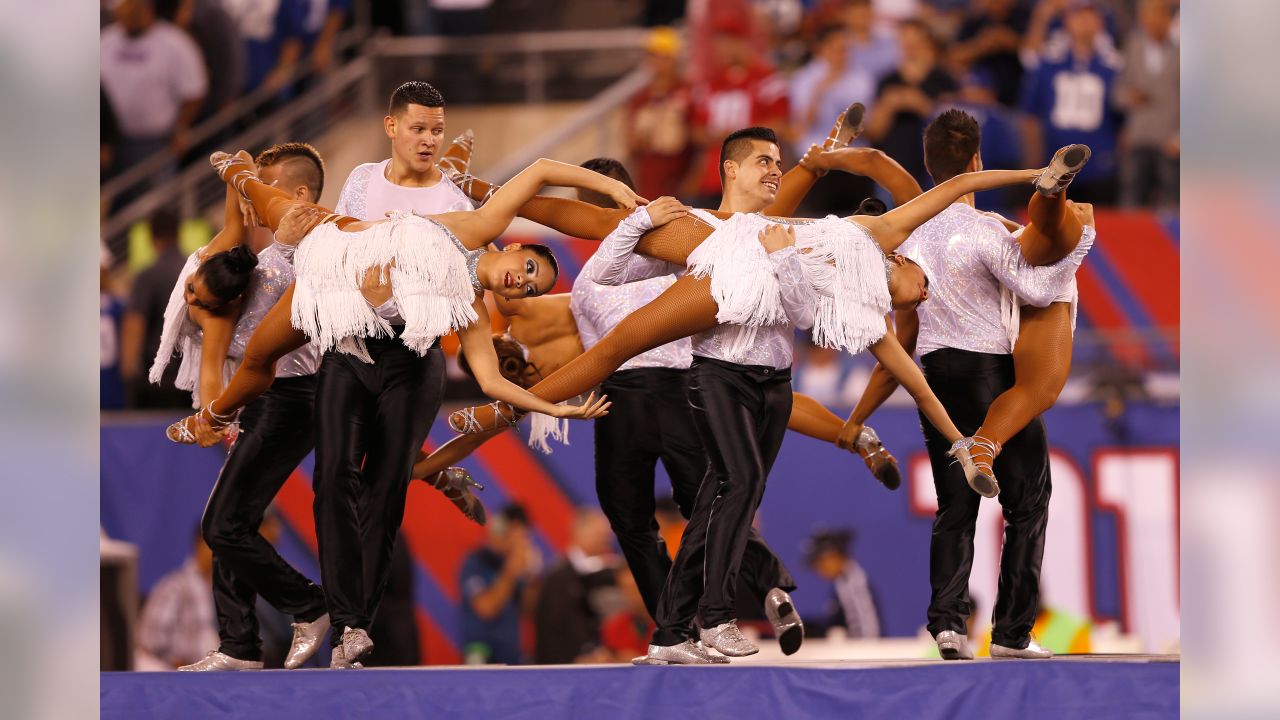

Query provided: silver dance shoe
[1035,144,1091,197]
[825,102,866,150]
[855,426,902,490]
[178,651,264,672]
[340,626,374,664]
[329,646,365,669]
[764,588,804,656]
[991,637,1054,659]
[948,438,1000,498]
[934,630,975,661]
[699,621,759,657]
[632,640,723,665]
[285,613,330,669]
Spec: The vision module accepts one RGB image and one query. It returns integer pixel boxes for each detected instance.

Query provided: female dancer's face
[484,246,557,299]
[887,259,929,310]
[184,271,226,311]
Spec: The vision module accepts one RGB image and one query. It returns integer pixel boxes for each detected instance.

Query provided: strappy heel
[824,102,866,151]
[210,151,259,198]
[448,400,523,434]
[1034,144,1091,197]
[426,467,488,526]
[853,426,902,490]
[948,437,1001,498]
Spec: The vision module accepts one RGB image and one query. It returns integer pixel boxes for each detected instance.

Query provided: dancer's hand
[276,205,327,246]
[552,391,611,420]
[835,418,864,451]
[189,414,228,448]
[758,224,796,254]
[608,181,648,210]
[799,144,830,176]
[644,196,690,227]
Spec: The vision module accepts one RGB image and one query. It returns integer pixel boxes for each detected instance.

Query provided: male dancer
[845,109,1095,659]
[629,128,817,664]
[334,80,475,218]
[179,143,330,671]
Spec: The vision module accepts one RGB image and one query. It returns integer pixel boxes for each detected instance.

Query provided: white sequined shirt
[334,159,475,221]
[898,203,1095,357]
[570,209,691,372]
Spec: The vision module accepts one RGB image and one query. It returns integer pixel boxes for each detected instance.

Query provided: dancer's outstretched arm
[864,319,964,443]
[858,168,1041,253]
[436,159,645,248]
[815,147,923,208]
[202,184,249,258]
[189,307,237,410]
[841,312,918,447]
[457,297,612,420]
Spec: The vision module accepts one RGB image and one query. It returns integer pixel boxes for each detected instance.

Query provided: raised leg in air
[1018,145,1092,265]
[211,152,359,231]
[967,303,1074,477]
[450,276,720,432]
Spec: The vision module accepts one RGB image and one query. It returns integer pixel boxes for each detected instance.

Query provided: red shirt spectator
[626,28,694,200]
[685,18,789,200]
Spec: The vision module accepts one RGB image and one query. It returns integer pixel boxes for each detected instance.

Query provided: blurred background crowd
[100,0,1179,669]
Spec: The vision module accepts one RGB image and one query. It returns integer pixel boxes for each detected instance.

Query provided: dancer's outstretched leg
[211,152,360,232]
[450,275,720,431]
[1017,145,1091,265]
[966,302,1074,476]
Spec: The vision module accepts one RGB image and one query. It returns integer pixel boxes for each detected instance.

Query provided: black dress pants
[312,336,445,646]
[201,375,326,661]
[919,348,1052,649]
[595,367,793,622]
[653,357,793,646]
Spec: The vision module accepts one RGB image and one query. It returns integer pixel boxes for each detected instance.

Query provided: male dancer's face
[385,104,446,176]
[723,139,782,212]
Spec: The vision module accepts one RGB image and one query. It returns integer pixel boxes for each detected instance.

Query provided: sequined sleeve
[980,225,1096,308]
[768,246,815,331]
[584,207,683,285]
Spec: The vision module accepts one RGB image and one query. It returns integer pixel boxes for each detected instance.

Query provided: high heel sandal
[948,437,1001,498]
[448,400,524,434]
[437,129,475,177]
[853,426,902,490]
[1034,144,1091,197]
[425,467,488,526]
[210,151,259,198]
[823,102,866,151]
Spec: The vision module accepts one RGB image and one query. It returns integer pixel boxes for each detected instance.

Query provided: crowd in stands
[626,0,1180,215]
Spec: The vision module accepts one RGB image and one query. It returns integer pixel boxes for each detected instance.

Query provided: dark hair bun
[856,197,888,217]
[225,245,259,272]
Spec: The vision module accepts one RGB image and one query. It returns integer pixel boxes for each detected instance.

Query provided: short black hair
[719,126,779,185]
[577,157,635,208]
[855,197,887,216]
[389,81,445,116]
[197,245,258,305]
[256,141,325,198]
[923,109,981,183]
[523,243,560,289]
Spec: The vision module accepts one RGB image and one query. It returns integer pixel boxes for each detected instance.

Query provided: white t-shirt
[334,159,475,221]
[100,21,208,139]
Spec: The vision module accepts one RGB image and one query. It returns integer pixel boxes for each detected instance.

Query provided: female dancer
[442,140,1070,492]
[812,135,1095,487]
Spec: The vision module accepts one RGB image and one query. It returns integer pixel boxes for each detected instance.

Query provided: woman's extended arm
[456,298,612,420]
[858,167,1040,253]
[189,307,237,410]
[864,324,963,444]
[438,159,645,248]
[411,429,504,480]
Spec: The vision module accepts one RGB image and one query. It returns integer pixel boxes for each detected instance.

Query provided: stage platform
[101,655,1178,719]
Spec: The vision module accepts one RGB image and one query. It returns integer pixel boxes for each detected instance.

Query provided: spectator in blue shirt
[222,0,308,94]
[1019,0,1122,204]
[459,504,541,665]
